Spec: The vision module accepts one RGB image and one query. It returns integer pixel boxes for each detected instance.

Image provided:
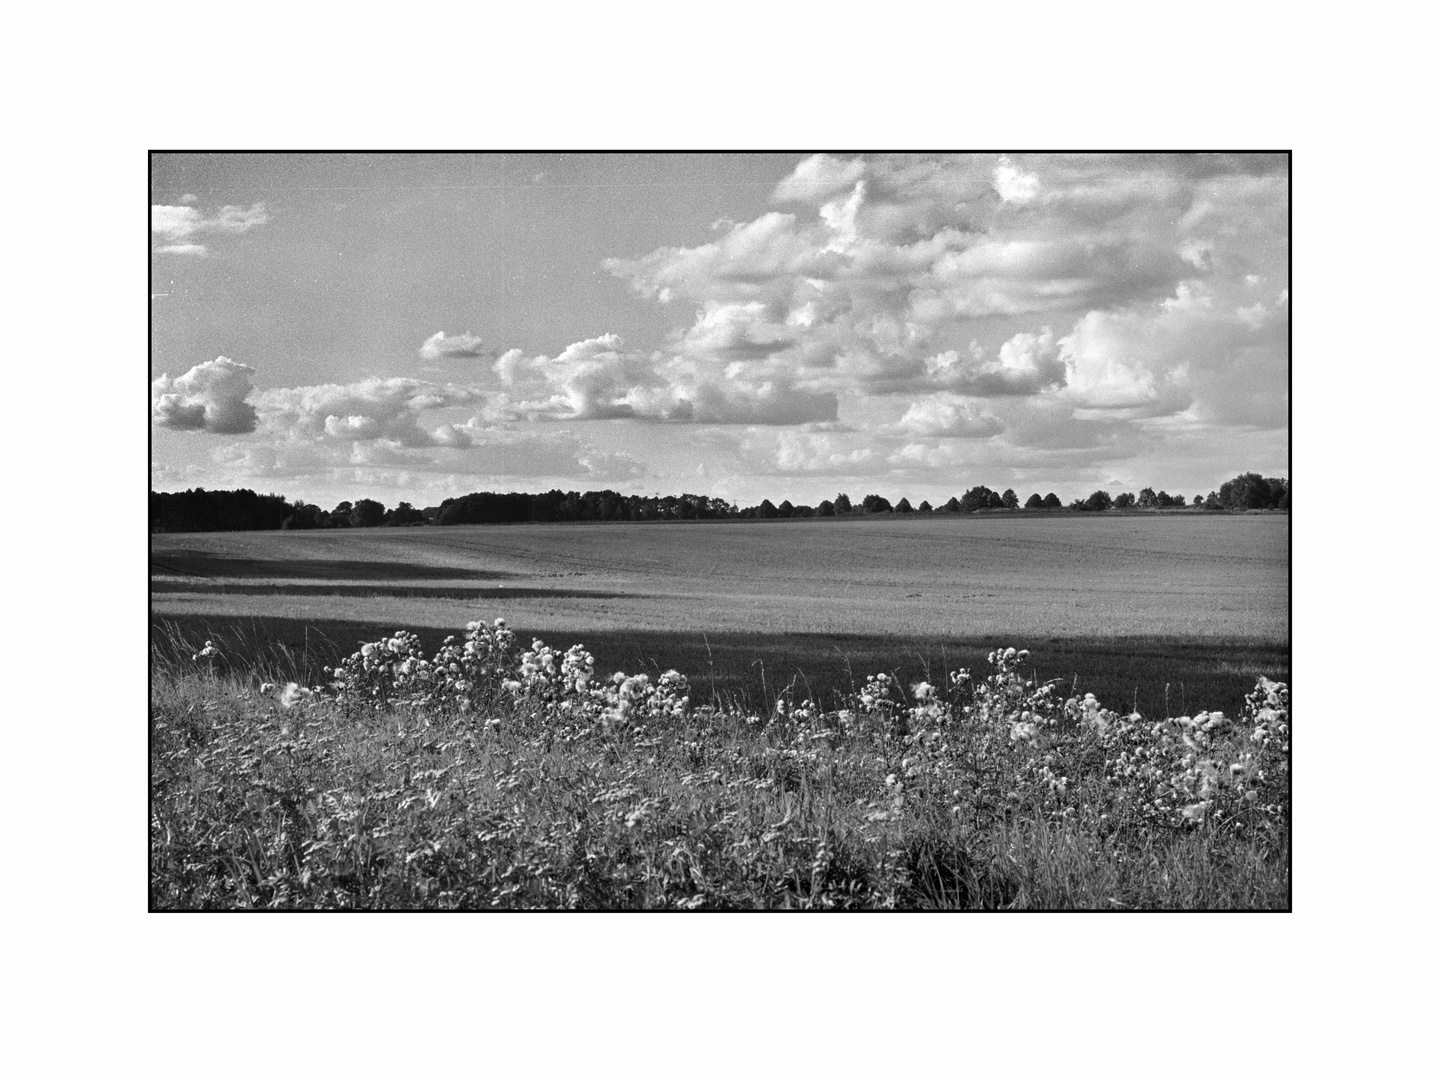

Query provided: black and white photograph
[150,151,1290,911]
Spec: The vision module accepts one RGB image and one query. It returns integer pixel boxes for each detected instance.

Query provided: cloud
[773,154,867,204]
[922,328,1067,396]
[896,394,1005,438]
[255,376,482,446]
[152,357,259,434]
[156,243,208,257]
[492,334,839,425]
[993,156,1039,204]
[603,153,1255,408]
[419,331,490,362]
[1056,279,1288,427]
[151,201,270,255]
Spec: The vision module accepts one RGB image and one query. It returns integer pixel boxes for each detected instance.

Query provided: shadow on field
[152,613,1290,721]
[149,552,518,582]
[149,582,642,602]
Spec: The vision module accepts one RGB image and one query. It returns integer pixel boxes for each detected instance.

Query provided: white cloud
[922,328,1067,396]
[151,201,270,255]
[256,376,481,446]
[419,331,490,361]
[603,153,1264,412]
[772,153,867,204]
[896,394,1005,438]
[492,334,838,426]
[151,357,259,434]
[993,156,1040,204]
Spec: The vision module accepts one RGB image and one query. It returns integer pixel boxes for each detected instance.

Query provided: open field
[151,513,1288,717]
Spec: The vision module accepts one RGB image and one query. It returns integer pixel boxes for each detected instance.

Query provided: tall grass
[150,621,1289,911]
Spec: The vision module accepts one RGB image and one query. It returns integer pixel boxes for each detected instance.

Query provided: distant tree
[862,494,892,514]
[895,497,914,513]
[385,500,426,526]
[1193,494,1204,506]
[1113,491,1136,508]
[349,499,386,527]
[1137,487,1158,508]
[1083,490,1113,512]
[758,499,779,519]
[1155,491,1172,508]
[1218,472,1288,510]
[1042,493,1061,508]
[833,493,853,514]
[777,499,795,519]
[818,499,835,517]
[1001,488,1019,509]
[1024,493,1044,509]
[795,504,815,517]
[918,500,932,513]
[1204,490,1222,510]
[943,496,961,513]
[959,485,997,512]
[1171,494,1185,508]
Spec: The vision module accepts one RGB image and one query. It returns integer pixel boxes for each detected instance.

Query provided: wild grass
[150,620,1289,910]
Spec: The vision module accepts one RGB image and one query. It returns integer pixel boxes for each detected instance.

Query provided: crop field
[151,513,1288,718]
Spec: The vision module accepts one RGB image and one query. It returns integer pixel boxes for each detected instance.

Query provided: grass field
[151,513,1289,718]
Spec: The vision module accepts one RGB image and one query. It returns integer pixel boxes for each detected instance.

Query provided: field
[150,513,1289,910]
[151,513,1289,718]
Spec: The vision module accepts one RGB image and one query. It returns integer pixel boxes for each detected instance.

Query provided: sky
[150,152,1289,510]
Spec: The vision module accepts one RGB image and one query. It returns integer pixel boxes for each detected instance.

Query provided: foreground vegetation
[151,619,1290,910]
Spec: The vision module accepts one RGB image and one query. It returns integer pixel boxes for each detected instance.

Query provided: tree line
[149,472,1288,533]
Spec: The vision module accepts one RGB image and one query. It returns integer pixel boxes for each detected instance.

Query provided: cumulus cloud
[255,376,482,447]
[419,331,490,362]
[152,357,259,434]
[922,328,1067,396]
[896,394,1005,438]
[603,153,1265,408]
[151,201,270,255]
[1057,279,1288,427]
[773,154,867,204]
[993,156,1039,204]
[491,334,838,425]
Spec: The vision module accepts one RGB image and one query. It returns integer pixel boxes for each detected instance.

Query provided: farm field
[151,513,1288,718]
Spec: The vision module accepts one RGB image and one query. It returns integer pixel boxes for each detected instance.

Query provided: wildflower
[911,681,934,701]
[1180,802,1209,824]
[1010,721,1039,745]
[280,683,311,708]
